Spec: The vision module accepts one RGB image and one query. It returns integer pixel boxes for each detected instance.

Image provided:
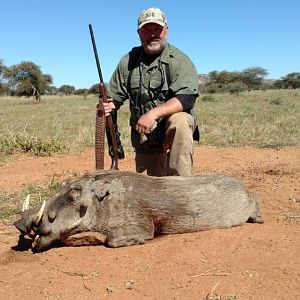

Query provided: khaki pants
[135,112,195,176]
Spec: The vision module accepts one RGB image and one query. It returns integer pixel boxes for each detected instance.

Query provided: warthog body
[14,170,263,251]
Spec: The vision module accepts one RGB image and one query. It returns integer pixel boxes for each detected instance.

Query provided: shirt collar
[159,43,170,64]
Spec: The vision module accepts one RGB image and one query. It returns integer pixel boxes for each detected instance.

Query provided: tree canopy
[242,67,268,91]
[274,72,300,89]
[58,85,76,95]
[4,61,53,101]
[202,67,269,94]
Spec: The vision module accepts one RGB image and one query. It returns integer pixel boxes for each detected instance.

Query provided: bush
[224,82,248,94]
[201,95,217,102]
[0,129,65,156]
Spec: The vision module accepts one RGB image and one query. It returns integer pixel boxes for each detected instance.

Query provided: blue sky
[1,0,299,89]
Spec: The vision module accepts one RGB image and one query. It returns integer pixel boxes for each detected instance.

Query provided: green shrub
[201,95,217,102]
[224,82,248,94]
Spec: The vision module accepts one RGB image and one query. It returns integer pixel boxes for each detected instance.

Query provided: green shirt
[108,43,198,108]
[107,43,200,151]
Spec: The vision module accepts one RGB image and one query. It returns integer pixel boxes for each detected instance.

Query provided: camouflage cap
[138,7,167,29]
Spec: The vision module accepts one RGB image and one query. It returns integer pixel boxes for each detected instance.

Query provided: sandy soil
[0,146,299,300]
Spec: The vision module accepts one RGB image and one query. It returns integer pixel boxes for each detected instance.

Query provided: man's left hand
[136,110,157,134]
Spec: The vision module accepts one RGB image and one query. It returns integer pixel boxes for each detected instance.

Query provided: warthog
[14,170,263,251]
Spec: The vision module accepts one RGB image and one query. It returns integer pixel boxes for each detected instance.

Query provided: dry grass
[198,89,299,148]
[0,89,299,159]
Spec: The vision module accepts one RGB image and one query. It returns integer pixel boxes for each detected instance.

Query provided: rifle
[88,24,125,170]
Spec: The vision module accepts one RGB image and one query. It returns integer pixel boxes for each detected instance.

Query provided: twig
[204,283,220,300]
[189,268,230,277]
[62,271,85,277]
[62,271,99,292]
[82,280,92,292]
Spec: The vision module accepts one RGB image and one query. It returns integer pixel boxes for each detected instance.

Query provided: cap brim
[138,20,166,29]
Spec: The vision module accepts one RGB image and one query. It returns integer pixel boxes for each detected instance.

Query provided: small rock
[107,284,115,293]
[124,280,135,290]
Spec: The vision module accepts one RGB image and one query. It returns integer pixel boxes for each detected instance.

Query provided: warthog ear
[73,179,98,210]
[14,219,28,235]
[93,190,110,203]
[92,181,111,202]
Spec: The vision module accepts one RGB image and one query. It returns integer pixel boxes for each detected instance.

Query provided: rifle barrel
[89,24,120,170]
[88,24,104,84]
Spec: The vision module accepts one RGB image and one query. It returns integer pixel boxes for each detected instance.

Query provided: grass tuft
[0,179,61,220]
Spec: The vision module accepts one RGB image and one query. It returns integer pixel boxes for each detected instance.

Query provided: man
[104,7,200,176]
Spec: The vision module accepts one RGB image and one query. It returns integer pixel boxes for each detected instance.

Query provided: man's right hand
[102,98,116,116]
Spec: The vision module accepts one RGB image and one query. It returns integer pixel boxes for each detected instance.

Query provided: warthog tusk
[32,234,40,248]
[33,201,46,226]
[22,195,30,212]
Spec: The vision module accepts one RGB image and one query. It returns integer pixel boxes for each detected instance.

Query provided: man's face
[138,23,168,56]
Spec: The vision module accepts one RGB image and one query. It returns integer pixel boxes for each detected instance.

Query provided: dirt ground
[0,146,299,300]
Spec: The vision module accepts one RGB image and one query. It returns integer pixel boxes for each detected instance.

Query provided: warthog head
[14,172,111,251]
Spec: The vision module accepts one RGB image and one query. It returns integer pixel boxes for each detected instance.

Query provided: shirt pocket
[128,76,140,99]
[149,77,169,101]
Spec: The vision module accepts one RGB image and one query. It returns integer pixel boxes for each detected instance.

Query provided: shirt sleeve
[169,55,199,97]
[176,94,197,111]
[107,56,129,110]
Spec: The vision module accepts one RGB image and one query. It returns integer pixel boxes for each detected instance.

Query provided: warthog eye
[48,210,56,223]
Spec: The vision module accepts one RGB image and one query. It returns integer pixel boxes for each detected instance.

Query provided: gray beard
[145,40,166,55]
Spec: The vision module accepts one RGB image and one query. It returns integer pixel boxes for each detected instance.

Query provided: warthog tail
[247,195,264,224]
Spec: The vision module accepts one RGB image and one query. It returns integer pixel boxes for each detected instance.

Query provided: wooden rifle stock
[89,24,119,170]
[99,84,119,170]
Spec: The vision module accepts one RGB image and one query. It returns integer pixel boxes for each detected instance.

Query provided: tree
[0,59,5,79]
[75,88,89,95]
[0,59,9,95]
[218,71,239,86]
[207,71,219,84]
[224,82,248,94]
[5,61,52,101]
[89,83,99,94]
[280,72,300,89]
[241,67,268,91]
[205,70,245,93]
[58,85,76,95]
